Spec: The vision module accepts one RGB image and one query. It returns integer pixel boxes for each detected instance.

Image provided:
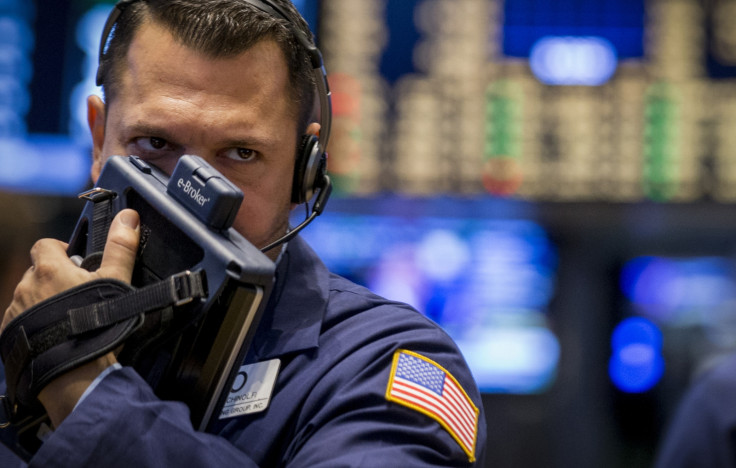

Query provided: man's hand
[1,209,141,427]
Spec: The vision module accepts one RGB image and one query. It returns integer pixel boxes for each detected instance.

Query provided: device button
[130,155,152,174]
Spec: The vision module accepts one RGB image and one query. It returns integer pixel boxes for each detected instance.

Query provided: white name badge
[219,358,281,420]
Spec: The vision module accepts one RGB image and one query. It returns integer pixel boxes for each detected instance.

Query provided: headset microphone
[260,174,332,253]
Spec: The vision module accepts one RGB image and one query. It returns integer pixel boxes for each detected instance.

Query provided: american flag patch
[385,349,479,462]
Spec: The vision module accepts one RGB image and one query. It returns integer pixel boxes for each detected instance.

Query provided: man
[654,353,736,468]
[1,0,487,466]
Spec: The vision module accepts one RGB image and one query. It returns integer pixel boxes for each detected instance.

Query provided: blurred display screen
[502,0,645,58]
[300,210,561,393]
[504,0,644,85]
[612,255,736,393]
[621,255,736,326]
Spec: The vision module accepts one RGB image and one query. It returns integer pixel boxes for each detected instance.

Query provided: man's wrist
[74,361,122,412]
[37,352,119,428]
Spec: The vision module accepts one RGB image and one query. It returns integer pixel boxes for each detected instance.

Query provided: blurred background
[3,0,736,466]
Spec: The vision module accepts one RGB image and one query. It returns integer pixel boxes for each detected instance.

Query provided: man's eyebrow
[124,122,278,149]
[124,122,179,142]
[217,132,279,150]
[223,138,279,151]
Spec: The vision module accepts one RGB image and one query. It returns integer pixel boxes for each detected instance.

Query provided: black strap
[0,270,206,411]
[67,270,206,336]
[78,187,116,253]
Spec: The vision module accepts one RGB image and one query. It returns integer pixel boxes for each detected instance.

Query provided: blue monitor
[300,208,561,394]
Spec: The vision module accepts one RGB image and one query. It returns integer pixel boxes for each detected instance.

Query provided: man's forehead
[115,21,295,111]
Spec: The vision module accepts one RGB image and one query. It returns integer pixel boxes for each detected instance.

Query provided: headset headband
[96,0,332,149]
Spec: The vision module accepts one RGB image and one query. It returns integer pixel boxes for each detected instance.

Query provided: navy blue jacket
[23,237,486,467]
[655,353,736,468]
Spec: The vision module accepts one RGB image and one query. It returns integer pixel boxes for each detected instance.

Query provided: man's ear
[88,95,106,183]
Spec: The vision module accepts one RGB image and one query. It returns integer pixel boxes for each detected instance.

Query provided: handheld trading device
[0,155,275,461]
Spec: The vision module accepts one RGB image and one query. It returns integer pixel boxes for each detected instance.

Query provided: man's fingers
[29,239,73,274]
[96,209,140,283]
[1,212,139,335]
[25,239,84,301]
[2,240,79,333]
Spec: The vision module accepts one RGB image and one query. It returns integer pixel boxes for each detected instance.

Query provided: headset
[97,0,333,252]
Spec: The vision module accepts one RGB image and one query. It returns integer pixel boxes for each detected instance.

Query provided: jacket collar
[248,236,329,361]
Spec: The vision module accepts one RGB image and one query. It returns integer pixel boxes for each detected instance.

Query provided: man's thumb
[97,209,140,282]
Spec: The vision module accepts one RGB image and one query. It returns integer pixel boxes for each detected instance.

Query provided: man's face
[89,20,304,260]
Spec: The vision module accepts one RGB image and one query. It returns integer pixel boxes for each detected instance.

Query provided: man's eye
[141,137,169,150]
[149,137,167,149]
[223,148,257,162]
[132,137,173,152]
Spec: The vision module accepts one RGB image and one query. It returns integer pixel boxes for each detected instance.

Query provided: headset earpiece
[292,134,325,204]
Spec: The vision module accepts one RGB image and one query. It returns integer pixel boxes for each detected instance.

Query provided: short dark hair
[98,0,317,132]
